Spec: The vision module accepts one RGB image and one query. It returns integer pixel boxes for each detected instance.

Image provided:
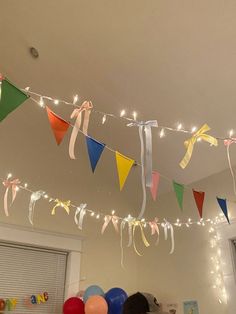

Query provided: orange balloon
[85,296,108,314]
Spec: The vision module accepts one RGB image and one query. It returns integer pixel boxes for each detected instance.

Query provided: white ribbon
[28,190,45,225]
[163,220,175,254]
[120,216,135,268]
[74,203,87,230]
[127,120,158,219]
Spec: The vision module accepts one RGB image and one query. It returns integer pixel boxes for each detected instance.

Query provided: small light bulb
[90,212,95,217]
[177,123,182,131]
[15,186,20,192]
[111,210,115,215]
[132,111,137,120]
[197,137,202,142]
[96,214,100,219]
[39,97,45,108]
[44,194,49,199]
[120,110,126,117]
[54,99,59,105]
[160,128,165,138]
[73,94,79,104]
[24,183,28,188]
[102,115,107,124]
[25,87,30,91]
[229,129,234,138]
[7,173,12,179]
[191,126,197,133]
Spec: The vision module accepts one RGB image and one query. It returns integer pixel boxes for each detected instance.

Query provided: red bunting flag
[46,107,70,145]
[192,190,205,218]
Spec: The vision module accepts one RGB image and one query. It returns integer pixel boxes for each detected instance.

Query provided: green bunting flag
[0,78,29,121]
[173,181,184,210]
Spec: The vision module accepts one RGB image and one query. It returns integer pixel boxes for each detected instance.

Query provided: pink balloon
[85,296,108,314]
[63,297,85,314]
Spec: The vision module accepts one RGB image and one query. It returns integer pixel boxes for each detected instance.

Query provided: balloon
[105,288,127,314]
[84,285,105,303]
[63,297,85,314]
[76,290,85,300]
[85,295,108,314]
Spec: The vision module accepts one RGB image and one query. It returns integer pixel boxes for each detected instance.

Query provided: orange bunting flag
[115,151,134,190]
[46,107,70,145]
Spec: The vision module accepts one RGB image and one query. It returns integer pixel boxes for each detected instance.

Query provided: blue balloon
[83,285,105,303]
[105,288,128,314]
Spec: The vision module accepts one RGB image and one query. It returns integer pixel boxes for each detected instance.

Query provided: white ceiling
[0,0,236,214]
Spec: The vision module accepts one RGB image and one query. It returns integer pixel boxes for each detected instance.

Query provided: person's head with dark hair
[122,292,149,314]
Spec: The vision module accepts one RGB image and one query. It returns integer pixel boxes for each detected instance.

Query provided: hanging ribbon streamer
[149,218,160,245]
[132,220,150,256]
[101,215,119,234]
[127,120,158,219]
[2,178,20,216]
[74,203,87,230]
[180,124,218,169]
[69,101,93,159]
[120,216,135,268]
[163,220,175,254]
[28,190,45,225]
[51,199,71,215]
[224,138,236,195]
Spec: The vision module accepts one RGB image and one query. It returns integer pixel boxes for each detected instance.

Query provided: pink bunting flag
[150,171,160,201]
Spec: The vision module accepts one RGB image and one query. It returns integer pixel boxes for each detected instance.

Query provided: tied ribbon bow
[224,138,236,195]
[163,220,175,254]
[101,215,119,234]
[69,101,93,159]
[51,199,70,215]
[28,190,45,225]
[180,124,218,169]
[74,203,87,230]
[149,218,160,245]
[127,120,158,219]
[3,178,20,216]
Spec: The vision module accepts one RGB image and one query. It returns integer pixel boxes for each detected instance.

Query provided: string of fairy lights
[23,87,234,141]
[209,226,228,304]
[3,172,229,229]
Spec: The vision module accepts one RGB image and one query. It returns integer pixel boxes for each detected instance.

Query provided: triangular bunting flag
[173,181,184,210]
[46,107,70,145]
[115,151,134,190]
[216,197,230,224]
[193,190,205,218]
[0,78,29,121]
[150,171,160,201]
[86,136,106,172]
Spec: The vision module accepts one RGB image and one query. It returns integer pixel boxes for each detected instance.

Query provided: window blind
[0,242,67,314]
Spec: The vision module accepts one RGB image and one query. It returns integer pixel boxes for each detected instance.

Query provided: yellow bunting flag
[180,124,218,169]
[115,151,134,190]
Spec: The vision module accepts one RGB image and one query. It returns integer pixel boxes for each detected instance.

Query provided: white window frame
[217,220,236,314]
[0,222,83,299]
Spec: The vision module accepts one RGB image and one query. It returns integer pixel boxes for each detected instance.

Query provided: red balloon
[63,297,85,314]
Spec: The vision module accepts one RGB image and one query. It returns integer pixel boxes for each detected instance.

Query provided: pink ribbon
[2,179,20,216]
[149,218,160,245]
[101,215,119,234]
[224,138,236,195]
[69,101,93,159]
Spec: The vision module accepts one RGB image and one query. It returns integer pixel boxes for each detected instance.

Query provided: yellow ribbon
[180,124,218,169]
[132,220,150,256]
[51,199,71,215]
